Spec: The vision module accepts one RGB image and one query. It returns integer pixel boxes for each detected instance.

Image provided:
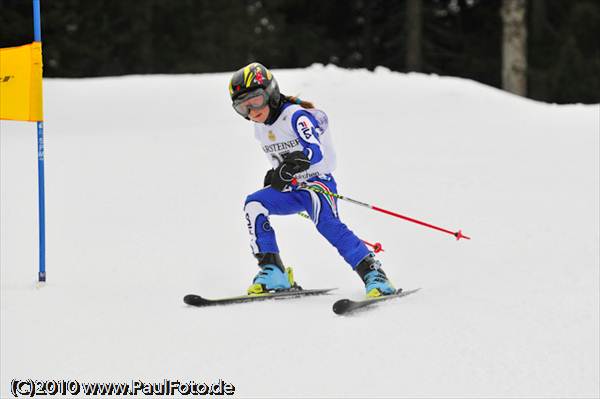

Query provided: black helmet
[229,62,281,114]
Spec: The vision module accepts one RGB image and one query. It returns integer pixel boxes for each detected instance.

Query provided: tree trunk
[501,0,527,96]
[405,0,422,71]
[529,0,546,99]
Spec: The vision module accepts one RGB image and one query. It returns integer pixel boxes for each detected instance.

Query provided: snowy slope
[1,65,598,398]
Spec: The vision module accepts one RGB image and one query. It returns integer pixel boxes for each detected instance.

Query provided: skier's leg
[243,187,304,293]
[301,177,396,297]
[299,178,370,267]
[243,187,304,255]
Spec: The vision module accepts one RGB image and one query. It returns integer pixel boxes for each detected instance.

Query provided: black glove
[270,151,311,191]
[263,169,274,187]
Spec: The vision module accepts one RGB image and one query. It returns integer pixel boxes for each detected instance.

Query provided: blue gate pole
[33,0,46,282]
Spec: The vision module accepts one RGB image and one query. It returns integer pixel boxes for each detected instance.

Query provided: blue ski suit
[244,102,370,268]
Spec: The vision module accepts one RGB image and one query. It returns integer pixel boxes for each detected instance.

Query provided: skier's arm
[291,110,324,164]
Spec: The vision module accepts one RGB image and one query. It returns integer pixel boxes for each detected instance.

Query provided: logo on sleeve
[296,115,318,143]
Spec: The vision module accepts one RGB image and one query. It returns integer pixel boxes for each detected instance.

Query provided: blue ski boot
[247,253,295,295]
[355,253,396,298]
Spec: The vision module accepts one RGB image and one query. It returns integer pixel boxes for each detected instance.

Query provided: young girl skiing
[229,62,397,298]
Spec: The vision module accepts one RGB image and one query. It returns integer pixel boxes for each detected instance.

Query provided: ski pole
[296,212,385,253]
[293,180,470,241]
[361,240,384,253]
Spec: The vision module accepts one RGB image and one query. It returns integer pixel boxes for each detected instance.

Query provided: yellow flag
[0,42,44,122]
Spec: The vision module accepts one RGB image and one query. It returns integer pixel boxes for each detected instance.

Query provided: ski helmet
[229,62,281,117]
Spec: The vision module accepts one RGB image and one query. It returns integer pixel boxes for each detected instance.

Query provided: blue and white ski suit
[244,102,370,268]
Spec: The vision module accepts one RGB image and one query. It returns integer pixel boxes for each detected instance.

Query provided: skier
[229,62,397,298]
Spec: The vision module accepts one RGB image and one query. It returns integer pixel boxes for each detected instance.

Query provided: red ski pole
[361,240,385,253]
[294,180,470,241]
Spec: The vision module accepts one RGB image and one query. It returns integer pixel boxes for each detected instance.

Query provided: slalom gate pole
[33,0,47,282]
[293,180,470,241]
[296,212,384,253]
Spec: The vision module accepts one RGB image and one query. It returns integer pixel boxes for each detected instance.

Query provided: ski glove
[270,151,311,191]
[263,169,274,187]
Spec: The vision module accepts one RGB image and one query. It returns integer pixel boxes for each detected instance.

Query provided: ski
[332,288,421,315]
[183,287,337,307]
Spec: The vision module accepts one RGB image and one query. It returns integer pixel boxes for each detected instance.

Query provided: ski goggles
[232,89,269,117]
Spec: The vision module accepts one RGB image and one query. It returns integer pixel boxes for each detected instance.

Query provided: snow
[1,64,599,398]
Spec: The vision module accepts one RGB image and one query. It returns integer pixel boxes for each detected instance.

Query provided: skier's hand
[263,169,274,187]
[270,151,311,191]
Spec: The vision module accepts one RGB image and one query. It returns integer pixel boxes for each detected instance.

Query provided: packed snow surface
[2,65,599,398]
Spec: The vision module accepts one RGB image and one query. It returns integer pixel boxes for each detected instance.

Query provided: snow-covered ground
[1,65,599,398]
